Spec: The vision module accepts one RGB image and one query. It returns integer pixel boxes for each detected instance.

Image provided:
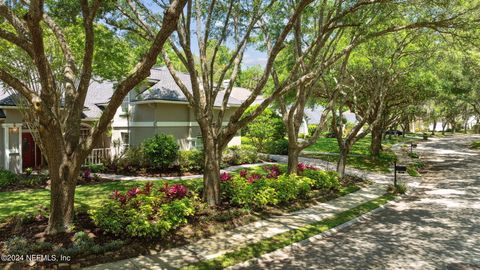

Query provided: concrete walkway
[96,162,277,181]
[231,135,480,270]
[84,152,415,270]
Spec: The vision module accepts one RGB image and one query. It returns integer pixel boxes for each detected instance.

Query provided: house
[0,67,249,173]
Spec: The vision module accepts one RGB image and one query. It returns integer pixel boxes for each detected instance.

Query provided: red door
[22,133,36,169]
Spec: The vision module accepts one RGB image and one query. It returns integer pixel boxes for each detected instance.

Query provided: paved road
[232,135,480,270]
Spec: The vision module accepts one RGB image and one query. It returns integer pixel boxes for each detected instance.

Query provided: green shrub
[302,170,341,190]
[243,107,286,152]
[222,145,259,166]
[89,183,196,238]
[222,173,313,208]
[116,146,150,172]
[0,169,17,187]
[222,176,278,209]
[407,165,421,177]
[84,163,106,173]
[267,138,289,155]
[387,183,407,194]
[4,237,31,255]
[268,174,313,203]
[143,133,179,170]
[408,152,419,159]
[179,150,204,173]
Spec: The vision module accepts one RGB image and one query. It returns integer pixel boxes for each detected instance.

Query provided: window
[121,94,130,113]
[121,132,130,149]
[195,136,203,150]
[80,128,90,142]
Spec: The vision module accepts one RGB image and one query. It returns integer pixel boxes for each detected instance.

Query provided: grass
[303,151,397,173]
[305,135,421,155]
[0,179,203,221]
[471,141,480,149]
[301,135,424,173]
[182,193,396,270]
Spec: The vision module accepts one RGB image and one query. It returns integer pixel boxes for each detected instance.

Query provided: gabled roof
[0,68,260,119]
[133,67,254,107]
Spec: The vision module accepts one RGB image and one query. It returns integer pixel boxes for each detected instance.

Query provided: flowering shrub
[263,165,281,179]
[247,173,262,183]
[220,172,232,182]
[161,183,189,199]
[297,163,318,173]
[90,182,195,237]
[221,169,314,208]
[301,169,340,190]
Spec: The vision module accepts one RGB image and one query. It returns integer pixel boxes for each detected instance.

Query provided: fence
[84,148,111,165]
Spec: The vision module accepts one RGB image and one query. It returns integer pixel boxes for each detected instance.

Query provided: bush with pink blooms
[220,165,314,209]
[89,182,196,237]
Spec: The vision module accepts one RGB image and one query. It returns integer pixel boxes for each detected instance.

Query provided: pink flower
[162,183,189,199]
[247,173,262,183]
[220,172,232,182]
[143,182,154,195]
[127,187,141,198]
[297,163,307,172]
[239,170,248,178]
[265,165,280,179]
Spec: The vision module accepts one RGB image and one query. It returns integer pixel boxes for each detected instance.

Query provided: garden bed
[0,164,368,269]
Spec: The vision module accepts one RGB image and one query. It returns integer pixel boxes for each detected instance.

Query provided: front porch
[0,122,111,173]
[1,123,44,173]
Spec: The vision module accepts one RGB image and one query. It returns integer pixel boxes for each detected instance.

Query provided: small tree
[143,134,179,170]
[244,107,285,153]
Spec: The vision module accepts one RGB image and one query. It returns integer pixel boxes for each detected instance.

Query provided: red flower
[239,170,248,178]
[162,183,189,199]
[297,163,307,172]
[247,173,262,183]
[265,165,280,178]
[143,182,154,195]
[220,172,232,182]
[127,187,141,198]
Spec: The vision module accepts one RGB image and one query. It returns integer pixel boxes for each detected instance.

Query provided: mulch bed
[0,181,360,269]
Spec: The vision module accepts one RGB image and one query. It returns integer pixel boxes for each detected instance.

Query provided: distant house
[0,67,252,173]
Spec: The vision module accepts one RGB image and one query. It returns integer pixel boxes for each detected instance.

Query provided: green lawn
[471,140,480,149]
[302,135,421,173]
[303,152,396,173]
[0,179,202,221]
[305,135,421,155]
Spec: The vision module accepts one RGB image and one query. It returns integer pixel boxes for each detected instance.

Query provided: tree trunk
[287,144,300,174]
[370,128,383,157]
[202,134,221,206]
[431,120,437,135]
[46,154,80,234]
[337,146,349,178]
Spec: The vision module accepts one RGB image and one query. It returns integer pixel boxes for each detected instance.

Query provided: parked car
[385,130,403,136]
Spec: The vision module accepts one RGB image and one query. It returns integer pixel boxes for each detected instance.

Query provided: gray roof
[134,67,256,107]
[0,92,18,106]
[0,68,258,119]
[304,106,357,125]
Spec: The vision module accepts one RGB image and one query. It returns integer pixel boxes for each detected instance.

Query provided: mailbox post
[394,161,407,187]
[410,143,417,154]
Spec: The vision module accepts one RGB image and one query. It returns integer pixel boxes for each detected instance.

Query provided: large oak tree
[0,0,187,234]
